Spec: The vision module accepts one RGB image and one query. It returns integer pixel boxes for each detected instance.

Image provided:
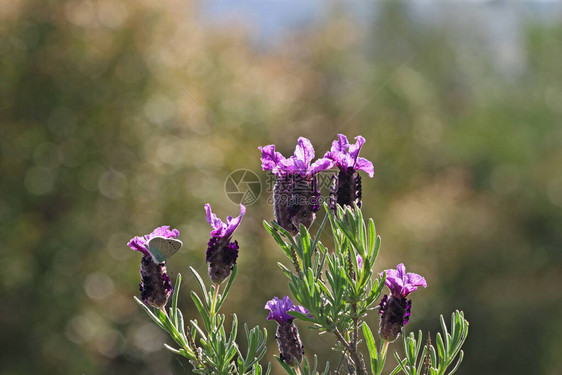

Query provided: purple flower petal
[381,263,427,297]
[308,157,334,175]
[293,137,315,166]
[205,204,245,238]
[265,296,310,324]
[260,137,332,178]
[325,134,374,177]
[332,134,350,153]
[347,135,365,161]
[259,145,286,175]
[354,157,374,178]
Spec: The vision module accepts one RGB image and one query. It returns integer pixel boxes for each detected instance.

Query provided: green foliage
[135,269,269,375]
[393,311,469,375]
[275,355,329,375]
[266,204,469,375]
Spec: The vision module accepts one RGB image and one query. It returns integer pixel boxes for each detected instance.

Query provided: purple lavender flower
[127,226,179,308]
[265,296,308,366]
[378,264,427,342]
[324,134,374,210]
[259,137,333,235]
[205,203,245,284]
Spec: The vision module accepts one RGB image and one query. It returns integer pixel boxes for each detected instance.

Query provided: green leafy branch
[264,204,387,374]
[135,268,270,375]
[392,311,469,375]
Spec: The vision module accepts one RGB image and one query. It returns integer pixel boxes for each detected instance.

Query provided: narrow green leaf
[447,350,464,375]
[189,267,209,307]
[171,273,181,325]
[287,310,316,323]
[275,356,297,375]
[436,332,445,369]
[362,323,378,374]
[190,291,211,332]
[134,296,166,330]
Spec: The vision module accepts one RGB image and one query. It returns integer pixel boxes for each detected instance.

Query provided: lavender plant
[129,206,270,375]
[259,135,469,375]
[128,134,468,375]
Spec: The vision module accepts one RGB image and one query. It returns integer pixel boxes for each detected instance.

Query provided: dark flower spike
[324,134,374,210]
[205,203,245,284]
[378,263,427,342]
[259,137,333,235]
[265,296,309,366]
[127,226,179,309]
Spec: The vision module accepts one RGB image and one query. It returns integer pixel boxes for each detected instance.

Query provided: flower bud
[378,294,412,342]
[204,204,245,284]
[265,296,310,366]
[276,320,304,366]
[127,226,180,308]
[260,138,333,235]
[139,254,173,308]
[378,264,426,342]
[324,134,373,211]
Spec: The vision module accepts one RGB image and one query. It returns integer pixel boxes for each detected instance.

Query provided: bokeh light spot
[98,170,128,199]
[25,167,54,195]
[84,272,115,301]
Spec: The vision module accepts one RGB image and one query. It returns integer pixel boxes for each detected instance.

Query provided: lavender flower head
[127,226,178,308]
[378,263,427,342]
[324,134,374,210]
[265,296,308,366]
[205,203,245,284]
[265,296,310,324]
[259,137,333,235]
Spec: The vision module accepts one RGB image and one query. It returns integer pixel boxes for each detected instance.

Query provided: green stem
[375,340,389,375]
[211,283,220,316]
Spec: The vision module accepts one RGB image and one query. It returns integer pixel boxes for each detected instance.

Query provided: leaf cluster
[391,311,469,375]
[135,268,270,375]
[264,204,386,337]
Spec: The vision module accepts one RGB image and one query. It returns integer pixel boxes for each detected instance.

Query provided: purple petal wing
[265,295,309,323]
[382,266,405,295]
[396,263,407,279]
[308,157,334,175]
[127,236,150,255]
[331,134,350,153]
[265,296,292,323]
[294,137,315,166]
[205,204,226,237]
[354,157,374,177]
[259,145,286,174]
[403,272,427,294]
[348,136,366,160]
[224,204,246,238]
[147,226,180,240]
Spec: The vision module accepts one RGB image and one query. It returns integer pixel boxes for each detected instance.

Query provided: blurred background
[1,0,561,374]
